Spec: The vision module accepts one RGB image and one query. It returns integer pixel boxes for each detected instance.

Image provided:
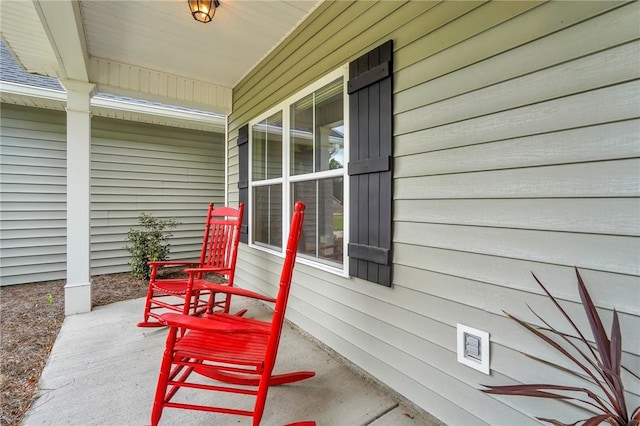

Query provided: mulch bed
[0,269,222,426]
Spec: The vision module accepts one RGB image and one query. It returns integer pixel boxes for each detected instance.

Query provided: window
[249,68,347,273]
[239,40,393,284]
[251,111,283,249]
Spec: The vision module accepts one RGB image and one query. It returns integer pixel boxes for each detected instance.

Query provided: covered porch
[2,1,639,425]
[1,0,318,314]
[21,296,437,426]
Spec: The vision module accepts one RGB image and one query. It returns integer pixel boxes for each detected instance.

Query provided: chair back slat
[199,204,244,273]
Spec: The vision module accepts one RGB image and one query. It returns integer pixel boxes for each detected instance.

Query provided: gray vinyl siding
[1,103,225,285]
[1,105,67,285]
[90,117,225,275]
[228,2,640,425]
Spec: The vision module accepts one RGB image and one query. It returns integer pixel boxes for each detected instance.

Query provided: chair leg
[151,327,179,426]
[138,286,161,327]
[221,292,249,316]
[205,291,216,314]
[137,289,170,328]
[224,292,232,314]
[181,289,193,316]
[253,371,272,426]
[205,290,227,314]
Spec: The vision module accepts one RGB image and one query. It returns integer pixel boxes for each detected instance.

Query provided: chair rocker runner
[150,201,314,426]
[137,203,244,328]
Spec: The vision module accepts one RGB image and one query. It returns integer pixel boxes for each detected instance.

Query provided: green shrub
[126,213,179,279]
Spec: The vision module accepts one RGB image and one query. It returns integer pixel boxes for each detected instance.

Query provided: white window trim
[248,65,349,277]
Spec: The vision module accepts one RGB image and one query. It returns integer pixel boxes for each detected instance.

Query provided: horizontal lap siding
[90,117,225,274]
[229,2,640,425]
[1,105,67,285]
[1,104,225,284]
[392,1,640,422]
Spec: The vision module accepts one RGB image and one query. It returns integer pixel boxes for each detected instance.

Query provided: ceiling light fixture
[188,0,219,23]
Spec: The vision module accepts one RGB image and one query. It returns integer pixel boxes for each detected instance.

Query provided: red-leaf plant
[482,268,640,426]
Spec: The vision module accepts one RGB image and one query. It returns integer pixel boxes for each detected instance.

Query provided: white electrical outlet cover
[457,324,490,374]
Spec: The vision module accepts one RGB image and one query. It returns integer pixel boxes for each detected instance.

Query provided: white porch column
[61,80,96,315]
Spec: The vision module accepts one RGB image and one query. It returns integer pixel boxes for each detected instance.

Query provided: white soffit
[0,1,61,77]
[79,1,322,88]
[1,0,321,115]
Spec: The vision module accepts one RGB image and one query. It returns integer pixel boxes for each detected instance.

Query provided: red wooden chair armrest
[188,281,276,303]
[148,260,200,267]
[159,313,269,334]
[184,267,232,275]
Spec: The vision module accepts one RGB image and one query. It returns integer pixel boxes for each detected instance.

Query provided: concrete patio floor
[23,296,441,426]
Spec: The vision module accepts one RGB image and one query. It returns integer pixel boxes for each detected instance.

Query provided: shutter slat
[347,61,390,94]
[348,243,390,265]
[348,155,391,175]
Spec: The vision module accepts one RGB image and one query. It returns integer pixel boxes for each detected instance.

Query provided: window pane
[252,185,282,249]
[292,177,344,265]
[252,120,266,180]
[252,111,282,181]
[290,78,343,175]
[316,78,343,173]
[290,93,313,175]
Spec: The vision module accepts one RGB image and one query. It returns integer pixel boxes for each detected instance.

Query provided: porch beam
[33,0,90,81]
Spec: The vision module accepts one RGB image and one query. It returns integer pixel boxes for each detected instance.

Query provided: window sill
[248,242,349,278]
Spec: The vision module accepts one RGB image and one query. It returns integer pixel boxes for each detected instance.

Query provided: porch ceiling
[0,0,321,115]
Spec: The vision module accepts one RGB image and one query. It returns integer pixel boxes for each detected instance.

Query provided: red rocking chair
[150,201,314,426]
[137,203,244,327]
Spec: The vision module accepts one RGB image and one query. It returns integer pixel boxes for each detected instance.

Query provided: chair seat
[174,312,271,366]
[151,279,191,295]
[152,278,216,295]
[175,328,269,369]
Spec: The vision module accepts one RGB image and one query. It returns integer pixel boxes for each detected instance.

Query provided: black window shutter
[347,40,393,287]
[237,124,249,243]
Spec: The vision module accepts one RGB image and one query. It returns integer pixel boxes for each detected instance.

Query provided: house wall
[0,103,225,285]
[227,1,640,425]
[1,105,67,285]
[89,116,225,275]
